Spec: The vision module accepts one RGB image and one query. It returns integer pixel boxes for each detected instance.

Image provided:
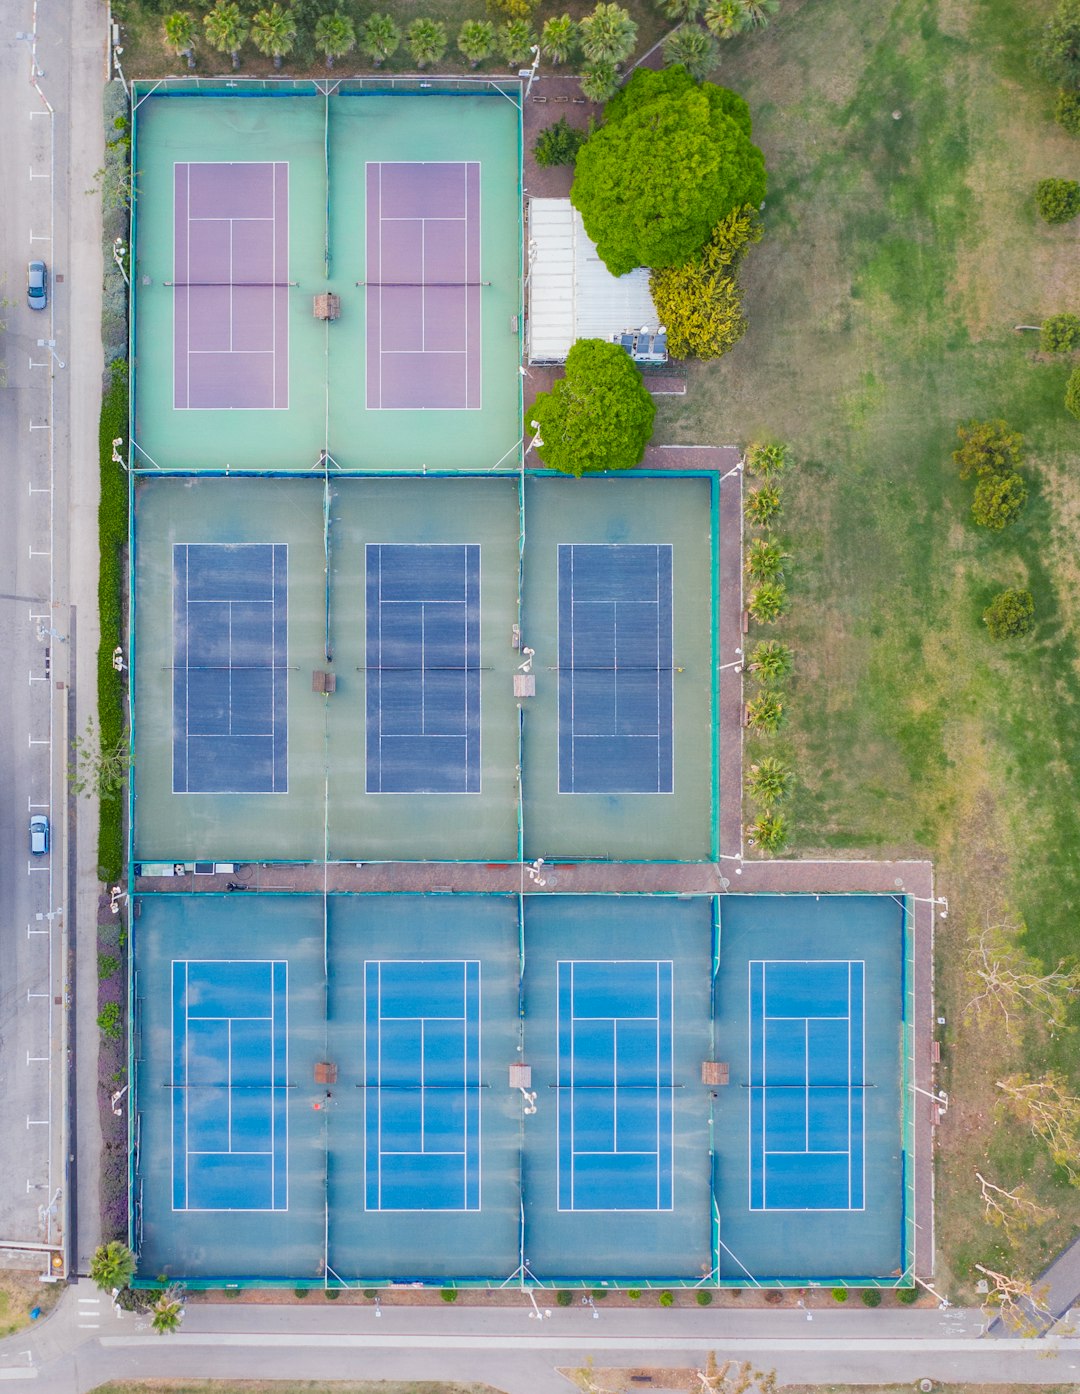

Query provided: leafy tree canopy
[1040,312,1080,352]
[529,338,656,476]
[983,588,1034,640]
[571,66,766,275]
[649,204,761,358]
[952,419,1023,479]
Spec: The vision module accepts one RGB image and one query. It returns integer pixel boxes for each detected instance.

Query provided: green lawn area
[656,0,1080,1294]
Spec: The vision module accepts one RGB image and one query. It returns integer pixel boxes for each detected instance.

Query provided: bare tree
[964,923,1080,1040]
[975,1170,1053,1236]
[974,1263,1052,1337]
[698,1355,778,1394]
[997,1072,1080,1185]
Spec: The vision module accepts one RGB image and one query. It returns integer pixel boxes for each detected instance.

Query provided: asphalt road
[0,0,77,1265]
[1,1289,1079,1392]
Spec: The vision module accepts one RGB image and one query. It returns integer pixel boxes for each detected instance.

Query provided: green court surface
[131,473,717,865]
[130,88,522,472]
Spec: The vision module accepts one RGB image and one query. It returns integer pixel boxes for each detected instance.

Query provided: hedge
[97,359,128,881]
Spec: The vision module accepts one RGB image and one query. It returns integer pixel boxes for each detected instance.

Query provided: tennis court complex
[132,473,717,864]
[131,892,911,1286]
[130,87,521,471]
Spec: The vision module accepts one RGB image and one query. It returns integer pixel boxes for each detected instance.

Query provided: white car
[29,815,49,855]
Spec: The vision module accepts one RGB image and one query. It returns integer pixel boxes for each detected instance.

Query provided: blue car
[27,261,47,311]
[29,815,49,855]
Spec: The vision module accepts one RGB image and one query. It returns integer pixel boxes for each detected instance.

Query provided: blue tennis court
[171,959,289,1211]
[748,959,865,1212]
[556,960,674,1212]
[557,544,674,795]
[172,542,288,794]
[365,543,481,794]
[364,959,482,1211]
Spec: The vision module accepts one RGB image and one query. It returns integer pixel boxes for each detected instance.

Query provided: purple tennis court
[366,162,482,411]
[173,162,289,411]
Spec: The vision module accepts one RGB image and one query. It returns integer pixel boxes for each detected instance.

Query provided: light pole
[525,1289,550,1319]
[719,649,743,673]
[35,340,65,370]
[113,237,130,289]
[524,44,541,99]
[719,460,743,483]
[525,420,544,458]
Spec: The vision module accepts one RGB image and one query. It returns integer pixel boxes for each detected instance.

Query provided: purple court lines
[366,162,482,411]
[173,162,289,411]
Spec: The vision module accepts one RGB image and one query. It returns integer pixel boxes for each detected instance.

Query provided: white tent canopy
[526,197,663,364]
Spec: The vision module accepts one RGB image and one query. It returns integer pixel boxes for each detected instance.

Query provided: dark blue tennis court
[556,960,674,1212]
[365,543,481,794]
[171,959,289,1211]
[748,959,865,1212]
[172,543,288,794]
[557,544,674,795]
[364,959,482,1211]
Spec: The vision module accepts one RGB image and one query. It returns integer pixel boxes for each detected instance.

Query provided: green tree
[649,204,762,358]
[1039,0,1080,87]
[203,0,249,67]
[97,1002,123,1040]
[151,1286,186,1335]
[745,537,787,581]
[529,339,656,475]
[746,440,787,480]
[657,0,703,19]
[534,117,587,168]
[163,11,197,66]
[1036,177,1080,224]
[748,639,792,681]
[745,484,781,527]
[499,18,536,66]
[407,17,448,67]
[90,1241,135,1291]
[579,2,637,64]
[540,13,578,63]
[952,419,1022,480]
[570,67,766,275]
[746,690,784,733]
[458,18,496,65]
[971,471,1027,530]
[662,26,718,79]
[703,0,746,39]
[360,12,401,65]
[1056,88,1080,135]
[1067,365,1080,417]
[747,579,786,623]
[746,755,793,805]
[251,3,297,67]
[983,588,1035,640]
[735,0,779,27]
[580,60,620,102]
[315,10,356,66]
[1040,312,1080,352]
[748,810,787,852]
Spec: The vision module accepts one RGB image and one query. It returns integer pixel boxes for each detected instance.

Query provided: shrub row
[98,361,129,882]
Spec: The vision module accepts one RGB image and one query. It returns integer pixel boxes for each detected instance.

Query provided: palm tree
[499,18,536,68]
[458,19,496,67]
[579,59,619,102]
[163,12,197,68]
[746,756,794,806]
[579,2,637,64]
[406,17,448,68]
[540,14,579,65]
[745,537,787,583]
[747,810,787,853]
[746,690,783,734]
[662,25,717,78]
[360,12,401,66]
[203,0,249,68]
[747,639,793,682]
[657,0,703,20]
[703,0,746,39]
[151,1285,186,1335]
[746,439,788,480]
[736,0,779,27]
[251,3,297,68]
[747,579,786,623]
[314,11,356,67]
[744,483,781,528]
[90,1241,136,1293]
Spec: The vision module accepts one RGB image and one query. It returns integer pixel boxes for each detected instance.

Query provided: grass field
[657,0,1080,1293]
